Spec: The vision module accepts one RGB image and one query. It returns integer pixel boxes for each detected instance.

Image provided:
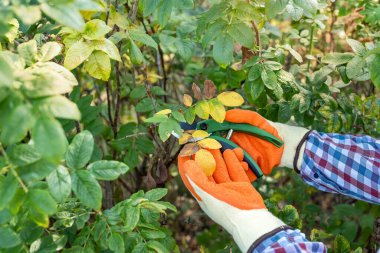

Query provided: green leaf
[264,61,283,71]
[144,114,168,124]
[172,110,186,122]
[27,189,57,215]
[195,100,210,119]
[125,206,140,231]
[249,78,265,101]
[248,64,262,81]
[66,130,94,169]
[0,104,35,145]
[135,98,154,112]
[85,51,111,81]
[108,233,124,252]
[334,235,351,253]
[9,144,41,167]
[132,243,147,253]
[202,20,227,47]
[184,107,196,124]
[35,62,78,87]
[87,160,129,181]
[130,86,147,99]
[17,40,38,66]
[346,56,365,79]
[147,240,169,253]
[261,68,278,90]
[129,40,144,65]
[142,0,161,17]
[33,95,81,121]
[157,0,173,26]
[0,227,21,249]
[0,174,18,210]
[347,38,366,56]
[40,3,85,30]
[31,116,68,162]
[140,228,166,239]
[158,118,180,142]
[129,29,158,50]
[266,0,289,19]
[145,188,168,201]
[47,165,71,203]
[0,54,14,87]
[321,52,354,66]
[293,0,317,16]
[13,5,41,25]
[71,170,102,210]
[83,19,112,40]
[213,33,234,67]
[370,54,380,88]
[22,68,73,98]
[39,42,62,62]
[64,40,94,70]
[93,39,121,61]
[17,159,56,184]
[227,22,254,48]
[174,39,193,61]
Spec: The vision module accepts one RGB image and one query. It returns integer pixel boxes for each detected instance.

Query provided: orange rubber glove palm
[225,109,309,180]
[178,148,286,252]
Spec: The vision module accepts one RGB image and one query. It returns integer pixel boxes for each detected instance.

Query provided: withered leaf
[192,82,202,100]
[179,143,200,157]
[203,79,217,99]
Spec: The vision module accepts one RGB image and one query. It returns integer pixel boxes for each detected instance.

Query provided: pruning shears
[194,120,283,179]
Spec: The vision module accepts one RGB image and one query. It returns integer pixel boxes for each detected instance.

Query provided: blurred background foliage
[0,0,379,252]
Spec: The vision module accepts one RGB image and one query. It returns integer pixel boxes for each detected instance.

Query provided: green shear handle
[196,120,283,148]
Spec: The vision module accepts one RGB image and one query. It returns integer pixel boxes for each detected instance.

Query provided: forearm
[249,228,326,253]
[300,131,380,204]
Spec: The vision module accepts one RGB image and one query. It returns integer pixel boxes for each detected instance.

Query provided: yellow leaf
[183,94,193,107]
[217,91,244,107]
[179,143,200,157]
[195,149,216,176]
[192,130,209,139]
[179,133,192,145]
[197,138,222,149]
[208,98,226,123]
[155,109,172,115]
[195,100,210,119]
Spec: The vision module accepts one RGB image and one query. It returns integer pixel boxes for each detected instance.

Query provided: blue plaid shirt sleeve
[252,131,379,253]
[300,130,380,204]
[252,229,326,253]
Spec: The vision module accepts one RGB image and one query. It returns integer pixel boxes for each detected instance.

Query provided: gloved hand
[225,109,310,178]
[178,148,287,252]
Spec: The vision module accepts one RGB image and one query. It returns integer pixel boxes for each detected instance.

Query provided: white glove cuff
[269,122,310,170]
[230,209,286,252]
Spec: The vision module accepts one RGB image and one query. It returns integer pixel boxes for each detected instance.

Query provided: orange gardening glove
[178,148,286,252]
[225,109,310,180]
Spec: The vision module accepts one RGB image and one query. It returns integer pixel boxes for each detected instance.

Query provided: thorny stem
[251,20,261,57]
[0,143,28,193]
[113,61,122,138]
[105,81,113,126]
[307,25,315,71]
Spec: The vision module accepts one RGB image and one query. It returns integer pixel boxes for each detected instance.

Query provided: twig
[105,81,113,127]
[113,61,122,138]
[251,20,261,56]
[0,143,28,193]
[307,25,315,71]
[128,0,138,23]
